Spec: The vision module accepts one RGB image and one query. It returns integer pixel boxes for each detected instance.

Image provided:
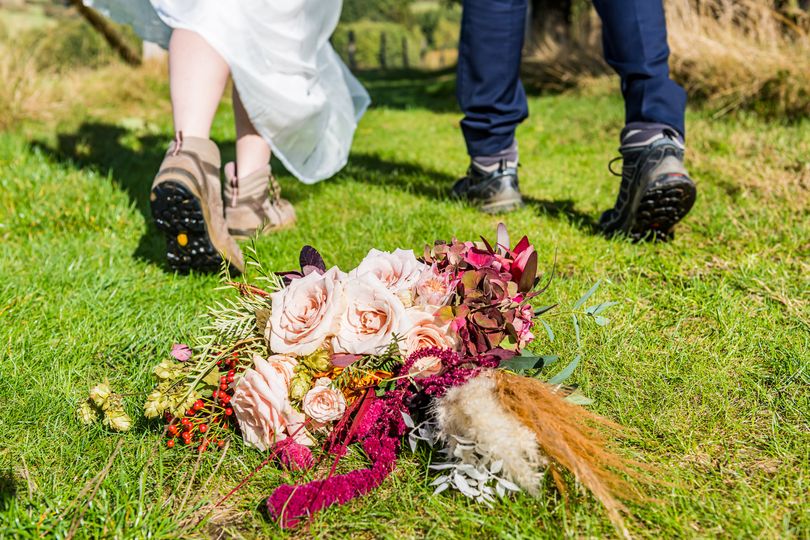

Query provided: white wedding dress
[85,0,370,184]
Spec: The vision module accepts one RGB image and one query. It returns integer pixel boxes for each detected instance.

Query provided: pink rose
[232,355,309,451]
[352,248,426,294]
[332,275,408,355]
[269,267,345,356]
[302,377,346,423]
[401,306,459,360]
[414,263,456,307]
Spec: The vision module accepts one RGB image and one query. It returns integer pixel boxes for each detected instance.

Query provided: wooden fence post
[67,0,141,66]
[348,30,357,70]
[379,31,387,69]
[402,36,409,68]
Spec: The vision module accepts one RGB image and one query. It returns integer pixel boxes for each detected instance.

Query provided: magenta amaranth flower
[170,343,192,362]
[267,391,408,528]
[274,439,315,471]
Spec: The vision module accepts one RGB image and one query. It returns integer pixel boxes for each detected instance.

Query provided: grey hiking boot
[599,125,697,241]
[149,133,245,273]
[223,162,296,240]
[451,160,524,214]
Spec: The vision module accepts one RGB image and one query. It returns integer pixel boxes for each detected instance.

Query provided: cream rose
[332,275,408,355]
[352,248,427,294]
[268,267,345,356]
[408,353,444,379]
[302,377,346,423]
[232,355,309,451]
[401,306,459,360]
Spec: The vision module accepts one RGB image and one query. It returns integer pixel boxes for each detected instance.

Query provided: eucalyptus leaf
[534,304,557,316]
[541,319,555,342]
[573,280,601,310]
[542,355,559,365]
[593,315,609,326]
[433,482,450,495]
[586,301,619,315]
[573,313,581,348]
[564,389,594,406]
[499,355,544,372]
[548,354,582,385]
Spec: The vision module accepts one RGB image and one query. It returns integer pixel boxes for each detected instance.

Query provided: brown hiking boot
[223,162,296,240]
[149,133,245,273]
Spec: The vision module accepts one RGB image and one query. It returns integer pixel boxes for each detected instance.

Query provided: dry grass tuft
[525,0,810,118]
[667,0,810,118]
[0,43,58,130]
[0,41,168,134]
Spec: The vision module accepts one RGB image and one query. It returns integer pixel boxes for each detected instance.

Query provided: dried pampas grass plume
[435,370,649,538]
[493,370,647,538]
[434,375,547,493]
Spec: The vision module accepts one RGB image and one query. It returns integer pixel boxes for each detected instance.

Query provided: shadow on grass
[339,152,453,199]
[0,469,17,508]
[337,153,600,235]
[355,66,563,111]
[34,118,601,271]
[356,67,459,112]
[524,195,600,234]
[33,122,174,269]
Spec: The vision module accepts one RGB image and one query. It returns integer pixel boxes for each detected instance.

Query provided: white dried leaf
[453,473,476,497]
[430,475,449,486]
[401,411,415,428]
[433,482,450,495]
[498,478,520,492]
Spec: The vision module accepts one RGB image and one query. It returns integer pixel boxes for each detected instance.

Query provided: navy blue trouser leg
[592,0,687,137]
[457,0,528,158]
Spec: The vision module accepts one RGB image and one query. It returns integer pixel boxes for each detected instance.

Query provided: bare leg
[233,88,272,177]
[169,29,229,138]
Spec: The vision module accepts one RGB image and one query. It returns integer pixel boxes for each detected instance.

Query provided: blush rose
[302,377,347,423]
[352,248,426,294]
[231,355,311,451]
[401,306,459,361]
[332,275,408,355]
[268,267,345,356]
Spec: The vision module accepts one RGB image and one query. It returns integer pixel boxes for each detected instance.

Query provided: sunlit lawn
[0,65,807,538]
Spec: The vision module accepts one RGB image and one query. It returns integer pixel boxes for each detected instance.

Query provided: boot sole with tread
[150,181,224,273]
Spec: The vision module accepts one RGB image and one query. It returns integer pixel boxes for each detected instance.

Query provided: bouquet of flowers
[142,225,639,535]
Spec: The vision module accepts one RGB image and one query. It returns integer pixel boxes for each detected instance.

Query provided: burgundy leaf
[518,250,538,293]
[299,245,326,273]
[496,222,510,253]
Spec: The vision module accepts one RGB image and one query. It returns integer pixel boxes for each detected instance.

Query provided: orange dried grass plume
[493,370,650,538]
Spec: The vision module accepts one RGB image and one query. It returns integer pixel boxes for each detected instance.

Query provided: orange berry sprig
[163,351,248,452]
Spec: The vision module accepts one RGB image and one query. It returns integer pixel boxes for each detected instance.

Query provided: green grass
[0,67,808,539]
